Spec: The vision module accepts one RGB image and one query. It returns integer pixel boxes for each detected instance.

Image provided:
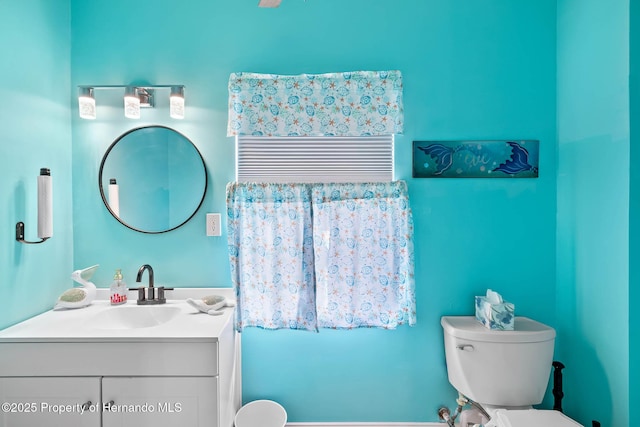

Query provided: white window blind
[236,135,394,183]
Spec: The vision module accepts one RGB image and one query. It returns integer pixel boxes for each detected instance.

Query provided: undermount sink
[90,305,181,330]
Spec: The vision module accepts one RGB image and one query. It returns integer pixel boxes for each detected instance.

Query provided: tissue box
[475,296,515,330]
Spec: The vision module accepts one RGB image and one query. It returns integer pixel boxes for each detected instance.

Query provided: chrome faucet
[135,264,167,305]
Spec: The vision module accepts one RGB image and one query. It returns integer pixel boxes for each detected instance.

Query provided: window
[236,135,394,183]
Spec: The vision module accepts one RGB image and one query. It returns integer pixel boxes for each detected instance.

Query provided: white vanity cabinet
[0,292,241,427]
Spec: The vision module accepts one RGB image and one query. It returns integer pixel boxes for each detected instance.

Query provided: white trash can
[234,400,287,427]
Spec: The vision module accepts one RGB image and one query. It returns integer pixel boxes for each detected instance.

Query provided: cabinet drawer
[0,341,219,377]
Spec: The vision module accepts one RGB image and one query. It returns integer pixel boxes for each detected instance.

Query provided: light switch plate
[206,213,222,237]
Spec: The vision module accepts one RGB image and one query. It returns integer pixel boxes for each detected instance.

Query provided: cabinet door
[0,377,101,427]
[102,377,218,427]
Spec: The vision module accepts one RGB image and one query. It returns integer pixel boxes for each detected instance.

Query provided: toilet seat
[493,409,583,427]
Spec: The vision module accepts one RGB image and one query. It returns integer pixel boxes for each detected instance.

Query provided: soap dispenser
[110,269,128,305]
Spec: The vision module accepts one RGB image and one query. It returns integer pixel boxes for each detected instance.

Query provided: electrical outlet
[206,213,222,237]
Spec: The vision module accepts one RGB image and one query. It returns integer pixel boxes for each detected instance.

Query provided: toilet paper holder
[15,168,53,245]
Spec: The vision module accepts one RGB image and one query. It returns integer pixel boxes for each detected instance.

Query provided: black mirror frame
[98,125,208,234]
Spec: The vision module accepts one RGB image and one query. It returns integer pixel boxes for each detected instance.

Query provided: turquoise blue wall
[70,0,557,422]
[0,1,73,329]
[630,0,639,415]
[557,0,630,425]
[10,0,635,424]
[6,0,636,423]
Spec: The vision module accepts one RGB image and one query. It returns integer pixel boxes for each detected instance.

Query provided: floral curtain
[311,181,415,329]
[227,181,415,331]
[226,182,317,331]
[227,70,404,137]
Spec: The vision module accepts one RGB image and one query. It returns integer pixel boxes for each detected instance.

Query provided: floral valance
[227,70,404,137]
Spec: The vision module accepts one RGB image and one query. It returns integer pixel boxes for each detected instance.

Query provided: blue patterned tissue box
[475,296,515,330]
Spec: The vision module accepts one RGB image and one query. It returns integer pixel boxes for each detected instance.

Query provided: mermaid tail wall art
[492,141,539,175]
[412,140,539,178]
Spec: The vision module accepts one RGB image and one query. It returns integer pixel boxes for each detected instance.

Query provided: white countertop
[0,288,235,343]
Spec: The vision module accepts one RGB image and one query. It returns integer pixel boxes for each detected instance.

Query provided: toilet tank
[441,316,556,407]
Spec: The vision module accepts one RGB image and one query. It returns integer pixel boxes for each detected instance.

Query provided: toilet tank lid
[441,316,556,343]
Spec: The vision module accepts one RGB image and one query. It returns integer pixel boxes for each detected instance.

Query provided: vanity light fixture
[77,84,186,120]
[170,86,185,119]
[78,87,96,120]
[124,86,141,119]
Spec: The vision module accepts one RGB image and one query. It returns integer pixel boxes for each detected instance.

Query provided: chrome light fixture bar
[77,84,185,120]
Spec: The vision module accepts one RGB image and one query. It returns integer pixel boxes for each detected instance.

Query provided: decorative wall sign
[412,140,539,178]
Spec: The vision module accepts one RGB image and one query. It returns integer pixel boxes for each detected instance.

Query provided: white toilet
[441,316,583,427]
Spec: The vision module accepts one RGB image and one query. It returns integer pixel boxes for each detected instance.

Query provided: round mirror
[99,126,207,233]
